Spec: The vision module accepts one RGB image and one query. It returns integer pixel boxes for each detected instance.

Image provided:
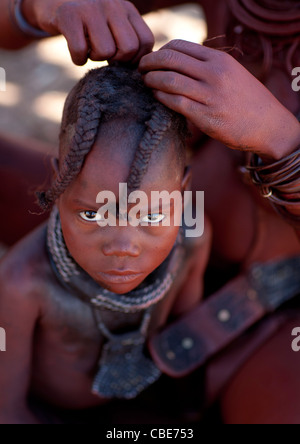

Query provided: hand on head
[139,39,300,160]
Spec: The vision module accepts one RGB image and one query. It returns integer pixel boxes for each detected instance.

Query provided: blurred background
[0,3,206,256]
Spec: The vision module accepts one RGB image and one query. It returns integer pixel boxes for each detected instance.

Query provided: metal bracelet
[14,0,51,39]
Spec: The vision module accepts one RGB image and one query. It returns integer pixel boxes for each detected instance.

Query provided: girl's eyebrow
[72,196,175,212]
[152,201,173,209]
[137,200,174,213]
[71,198,99,209]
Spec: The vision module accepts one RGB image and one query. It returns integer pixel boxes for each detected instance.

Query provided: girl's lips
[97,271,143,284]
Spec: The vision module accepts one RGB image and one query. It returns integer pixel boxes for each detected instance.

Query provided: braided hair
[37,65,188,212]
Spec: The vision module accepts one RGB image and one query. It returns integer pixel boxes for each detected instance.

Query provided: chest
[36,254,193,361]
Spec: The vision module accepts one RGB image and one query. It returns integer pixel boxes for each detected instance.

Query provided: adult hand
[23,0,154,65]
[140,40,300,160]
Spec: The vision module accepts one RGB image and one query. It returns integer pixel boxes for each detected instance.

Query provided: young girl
[0,65,210,424]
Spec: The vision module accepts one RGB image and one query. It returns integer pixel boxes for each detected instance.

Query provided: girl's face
[58,121,188,295]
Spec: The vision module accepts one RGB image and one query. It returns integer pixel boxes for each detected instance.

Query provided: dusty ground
[0,3,206,255]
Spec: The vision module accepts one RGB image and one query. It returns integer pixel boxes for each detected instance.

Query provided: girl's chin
[93,274,146,295]
[95,281,142,295]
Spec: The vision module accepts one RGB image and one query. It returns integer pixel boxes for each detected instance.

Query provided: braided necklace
[47,206,185,399]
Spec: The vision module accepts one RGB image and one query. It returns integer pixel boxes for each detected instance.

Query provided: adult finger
[139,49,208,81]
[143,71,209,105]
[55,7,89,65]
[107,10,140,62]
[86,16,117,61]
[152,90,206,127]
[97,0,141,62]
[160,39,217,62]
[126,2,154,63]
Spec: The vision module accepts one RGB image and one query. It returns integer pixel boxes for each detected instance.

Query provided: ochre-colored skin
[136,0,300,424]
[0,0,300,424]
[0,0,154,65]
[59,121,188,295]
[0,126,212,424]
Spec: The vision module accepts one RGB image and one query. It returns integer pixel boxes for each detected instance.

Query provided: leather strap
[148,256,300,378]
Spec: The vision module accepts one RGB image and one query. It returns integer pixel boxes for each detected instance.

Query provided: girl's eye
[79,211,103,222]
[141,213,166,224]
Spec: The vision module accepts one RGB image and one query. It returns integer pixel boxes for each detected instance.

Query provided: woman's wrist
[21,0,39,28]
[267,113,300,161]
[244,145,300,228]
[13,0,51,38]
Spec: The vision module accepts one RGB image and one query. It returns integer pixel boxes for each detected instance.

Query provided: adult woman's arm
[0,0,154,65]
[140,39,300,236]
[140,40,300,161]
[0,0,35,49]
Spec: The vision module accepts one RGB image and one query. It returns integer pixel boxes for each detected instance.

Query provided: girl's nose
[101,236,141,258]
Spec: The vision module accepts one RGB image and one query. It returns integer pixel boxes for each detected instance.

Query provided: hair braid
[127,107,173,193]
[37,84,103,211]
[37,65,188,212]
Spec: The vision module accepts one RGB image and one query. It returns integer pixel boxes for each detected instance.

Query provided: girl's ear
[51,157,59,178]
[181,166,192,193]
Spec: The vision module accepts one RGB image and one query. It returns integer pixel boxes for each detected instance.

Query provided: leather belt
[149,256,300,377]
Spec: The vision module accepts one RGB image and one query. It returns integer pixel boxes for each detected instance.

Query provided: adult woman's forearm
[0,0,155,65]
[139,40,300,160]
[0,0,35,49]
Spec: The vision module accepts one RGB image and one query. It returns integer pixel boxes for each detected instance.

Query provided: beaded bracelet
[245,146,300,227]
[14,0,51,38]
